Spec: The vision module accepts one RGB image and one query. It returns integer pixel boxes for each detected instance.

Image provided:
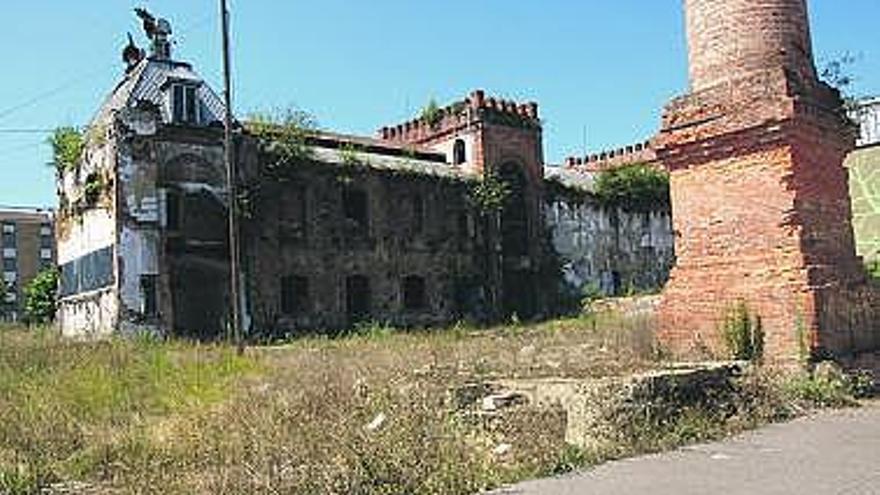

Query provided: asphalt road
[492,403,880,495]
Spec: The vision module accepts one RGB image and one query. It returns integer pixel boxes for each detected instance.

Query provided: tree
[0,280,9,321]
[23,268,59,325]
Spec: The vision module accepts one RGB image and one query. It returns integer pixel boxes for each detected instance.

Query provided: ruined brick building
[57,3,879,360]
[56,11,673,338]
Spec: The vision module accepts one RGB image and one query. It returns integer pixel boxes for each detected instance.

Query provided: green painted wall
[846,144,880,265]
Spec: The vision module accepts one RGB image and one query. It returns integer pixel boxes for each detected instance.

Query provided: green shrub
[720,301,764,361]
[420,99,443,128]
[47,127,84,174]
[594,163,670,212]
[23,268,59,325]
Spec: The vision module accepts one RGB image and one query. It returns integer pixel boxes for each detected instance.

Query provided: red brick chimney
[655,0,879,361]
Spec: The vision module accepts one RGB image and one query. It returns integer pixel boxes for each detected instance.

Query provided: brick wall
[684,0,815,92]
[656,0,880,361]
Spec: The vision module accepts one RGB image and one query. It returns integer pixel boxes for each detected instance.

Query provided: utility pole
[220,0,243,355]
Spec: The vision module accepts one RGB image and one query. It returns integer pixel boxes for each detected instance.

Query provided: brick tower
[656,0,880,360]
[379,91,547,319]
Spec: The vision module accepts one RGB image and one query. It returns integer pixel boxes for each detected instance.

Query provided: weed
[720,301,764,361]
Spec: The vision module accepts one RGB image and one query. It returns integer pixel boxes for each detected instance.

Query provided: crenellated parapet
[378,90,540,145]
[564,140,657,171]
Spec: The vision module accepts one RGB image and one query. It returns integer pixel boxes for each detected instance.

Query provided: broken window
[172,84,199,125]
[453,139,466,165]
[59,246,114,297]
[402,276,427,311]
[343,187,369,232]
[346,275,371,322]
[141,275,158,317]
[281,275,310,316]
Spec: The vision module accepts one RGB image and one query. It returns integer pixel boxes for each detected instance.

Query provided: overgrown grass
[0,317,865,495]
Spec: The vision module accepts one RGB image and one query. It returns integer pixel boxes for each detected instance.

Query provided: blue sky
[1,1,878,208]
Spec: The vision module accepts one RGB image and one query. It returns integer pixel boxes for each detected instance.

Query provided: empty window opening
[343,187,369,231]
[166,190,181,232]
[453,139,466,165]
[281,275,310,316]
[402,276,427,311]
[346,275,371,322]
[141,274,158,317]
[172,84,199,124]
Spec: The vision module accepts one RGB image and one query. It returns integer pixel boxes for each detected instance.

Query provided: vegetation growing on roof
[47,127,84,174]
[420,99,443,128]
[594,163,670,212]
[246,108,318,166]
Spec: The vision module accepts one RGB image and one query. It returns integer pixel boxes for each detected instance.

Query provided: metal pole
[220,0,243,355]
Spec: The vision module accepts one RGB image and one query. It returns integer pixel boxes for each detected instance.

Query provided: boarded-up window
[402,276,426,310]
[281,275,310,315]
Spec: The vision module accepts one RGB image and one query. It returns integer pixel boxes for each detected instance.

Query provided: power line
[0,10,218,125]
[0,129,55,134]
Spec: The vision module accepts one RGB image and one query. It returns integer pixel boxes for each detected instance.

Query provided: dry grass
[0,313,821,495]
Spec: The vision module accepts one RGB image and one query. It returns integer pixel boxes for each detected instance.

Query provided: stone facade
[0,208,54,321]
[655,0,880,360]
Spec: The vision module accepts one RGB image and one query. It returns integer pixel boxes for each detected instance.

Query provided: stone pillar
[656,0,879,361]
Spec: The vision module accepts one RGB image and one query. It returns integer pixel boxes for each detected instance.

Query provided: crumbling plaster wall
[545,192,674,297]
[56,119,118,337]
[115,116,229,336]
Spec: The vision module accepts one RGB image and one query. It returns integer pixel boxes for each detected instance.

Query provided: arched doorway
[496,162,537,319]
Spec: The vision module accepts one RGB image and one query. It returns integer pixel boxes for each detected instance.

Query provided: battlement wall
[378,90,540,145]
[564,140,657,171]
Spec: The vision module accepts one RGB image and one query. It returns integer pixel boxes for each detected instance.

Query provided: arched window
[453,139,466,165]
